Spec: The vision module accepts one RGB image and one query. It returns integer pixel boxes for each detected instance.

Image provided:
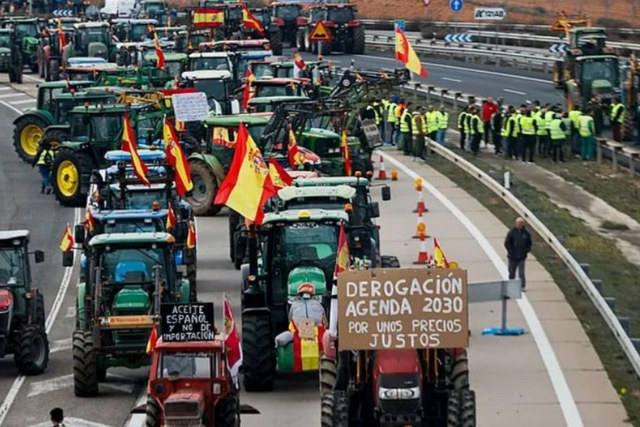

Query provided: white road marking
[124,388,148,427]
[27,374,73,398]
[0,207,80,426]
[0,93,25,99]
[0,87,10,91]
[66,306,76,318]
[442,77,462,83]
[10,99,35,105]
[28,417,113,427]
[50,338,72,353]
[504,88,527,95]
[380,151,584,427]
[23,75,44,83]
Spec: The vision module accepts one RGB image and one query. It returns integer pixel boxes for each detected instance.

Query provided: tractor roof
[89,232,175,247]
[181,70,232,81]
[2,16,37,22]
[0,28,12,34]
[0,230,29,243]
[145,52,187,61]
[240,51,273,60]
[248,95,309,105]
[92,209,168,221]
[38,80,95,89]
[109,183,170,192]
[69,103,150,114]
[111,18,159,25]
[188,51,232,59]
[253,77,305,86]
[575,54,617,61]
[263,208,348,224]
[74,22,110,29]
[294,176,370,187]
[203,114,271,127]
[212,39,270,47]
[105,149,166,163]
[278,185,356,201]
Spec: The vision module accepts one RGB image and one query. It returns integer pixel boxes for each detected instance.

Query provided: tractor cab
[188,51,233,73]
[180,70,239,115]
[143,52,188,84]
[201,114,271,167]
[252,77,310,98]
[247,95,309,113]
[271,3,304,24]
[73,22,112,59]
[138,0,169,22]
[206,38,272,53]
[235,50,274,78]
[111,18,158,43]
[0,17,39,73]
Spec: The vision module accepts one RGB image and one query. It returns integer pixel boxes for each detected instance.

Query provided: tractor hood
[164,390,205,421]
[591,79,613,96]
[22,37,38,49]
[287,266,326,297]
[111,288,150,314]
[0,47,11,55]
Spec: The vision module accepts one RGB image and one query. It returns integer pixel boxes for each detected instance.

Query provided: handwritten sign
[160,302,215,342]
[297,318,316,339]
[171,92,210,122]
[337,268,469,350]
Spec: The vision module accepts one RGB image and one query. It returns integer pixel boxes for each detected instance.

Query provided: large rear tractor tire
[320,41,332,56]
[319,354,337,397]
[145,396,161,427]
[296,29,307,52]
[622,116,634,142]
[14,324,49,375]
[73,329,99,397]
[270,28,283,56]
[49,59,60,82]
[42,129,69,152]
[352,26,365,54]
[51,150,94,207]
[242,314,275,392]
[380,255,401,268]
[215,392,240,426]
[228,211,241,261]
[185,160,222,216]
[13,116,47,163]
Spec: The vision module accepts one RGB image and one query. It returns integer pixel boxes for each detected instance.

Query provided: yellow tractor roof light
[344,203,353,213]
[298,210,311,219]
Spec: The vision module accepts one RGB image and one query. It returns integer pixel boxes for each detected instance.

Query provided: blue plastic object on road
[482,326,526,336]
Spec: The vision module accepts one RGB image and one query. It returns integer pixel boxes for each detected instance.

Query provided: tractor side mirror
[369,202,380,218]
[182,249,195,265]
[62,251,74,267]
[34,250,45,264]
[75,224,86,245]
[381,186,391,201]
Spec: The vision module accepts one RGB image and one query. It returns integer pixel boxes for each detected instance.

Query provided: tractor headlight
[378,386,421,400]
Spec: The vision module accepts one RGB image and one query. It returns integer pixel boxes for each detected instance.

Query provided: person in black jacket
[504,217,532,290]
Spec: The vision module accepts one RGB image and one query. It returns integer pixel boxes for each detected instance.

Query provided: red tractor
[143,338,240,427]
[297,3,365,55]
[269,2,305,48]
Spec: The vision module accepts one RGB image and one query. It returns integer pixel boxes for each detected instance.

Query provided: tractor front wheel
[73,329,99,397]
[35,292,45,328]
[215,391,240,427]
[270,28,283,56]
[331,390,349,427]
[352,25,365,54]
[321,392,335,427]
[185,160,222,217]
[13,116,47,163]
[319,354,337,397]
[51,149,94,207]
[242,314,275,392]
[49,59,60,82]
[450,349,470,390]
[460,389,476,426]
[296,29,307,52]
[14,324,49,375]
[145,396,161,427]
[380,255,401,268]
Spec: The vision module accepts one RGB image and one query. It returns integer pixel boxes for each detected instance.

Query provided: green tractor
[247,95,309,113]
[0,28,23,84]
[50,103,165,206]
[0,16,39,73]
[72,22,113,60]
[142,51,188,86]
[12,81,114,163]
[0,230,49,376]
[65,232,192,397]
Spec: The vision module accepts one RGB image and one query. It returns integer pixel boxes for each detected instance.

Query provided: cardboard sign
[309,21,332,42]
[297,318,316,339]
[160,302,215,342]
[337,268,469,350]
[361,118,382,147]
[171,92,210,122]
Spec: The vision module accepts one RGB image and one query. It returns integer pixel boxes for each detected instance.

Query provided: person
[534,107,548,157]
[378,98,387,138]
[50,407,65,427]
[491,107,503,155]
[610,97,625,142]
[519,110,537,163]
[399,102,412,154]
[436,105,448,145]
[470,109,483,155]
[458,107,468,150]
[579,108,596,160]
[412,107,425,161]
[549,112,567,162]
[481,98,497,145]
[32,141,55,194]
[426,105,438,142]
[464,107,474,152]
[568,105,582,155]
[385,96,398,146]
[504,217,532,291]
[395,99,406,146]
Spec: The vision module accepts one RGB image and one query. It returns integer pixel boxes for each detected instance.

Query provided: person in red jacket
[482,98,498,146]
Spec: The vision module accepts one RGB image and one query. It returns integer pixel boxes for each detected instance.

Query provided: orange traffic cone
[413,178,428,213]
[376,155,388,180]
[413,226,430,265]
[413,204,429,238]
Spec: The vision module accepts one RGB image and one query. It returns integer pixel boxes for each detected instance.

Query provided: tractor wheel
[270,28,283,56]
[97,366,107,382]
[35,292,45,328]
[242,314,275,392]
[352,25,365,55]
[446,390,461,427]
[450,349,470,390]
[72,329,99,397]
[228,211,241,262]
[49,59,60,82]
[296,29,307,52]
[42,129,69,152]
[8,67,15,83]
[380,255,401,268]
[15,64,23,84]
[320,392,335,427]
[215,392,240,427]
[459,389,476,427]
[13,116,47,163]
[14,324,49,375]
[145,396,161,427]
[30,62,38,74]
[52,150,94,207]
[320,41,332,56]
[185,160,222,217]
[319,353,337,396]
[622,116,634,142]
[332,390,349,427]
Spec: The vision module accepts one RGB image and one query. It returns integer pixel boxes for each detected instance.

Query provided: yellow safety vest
[387,103,397,123]
[422,113,428,133]
[458,112,467,129]
[569,110,581,128]
[562,118,572,136]
[520,116,535,135]
[611,103,625,123]
[501,115,510,137]
[36,149,54,166]
[439,111,448,129]
[579,115,594,137]
[535,114,547,136]
[464,114,472,134]
[399,110,411,133]
[544,111,554,130]
[549,119,565,140]
[427,111,439,133]
[366,105,380,125]
[508,115,519,137]
[411,114,421,135]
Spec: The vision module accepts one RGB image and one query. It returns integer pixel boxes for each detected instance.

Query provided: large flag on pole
[121,111,151,187]
[395,25,428,77]
[163,116,194,196]
[223,295,242,385]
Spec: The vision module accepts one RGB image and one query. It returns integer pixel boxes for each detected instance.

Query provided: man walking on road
[504,217,532,291]
[50,407,66,426]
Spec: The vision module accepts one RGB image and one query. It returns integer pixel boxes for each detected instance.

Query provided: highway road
[0,49,623,427]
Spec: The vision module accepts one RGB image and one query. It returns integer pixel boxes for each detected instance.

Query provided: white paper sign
[171,92,210,122]
[473,7,507,20]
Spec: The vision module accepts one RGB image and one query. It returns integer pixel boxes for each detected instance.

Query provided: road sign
[549,43,568,54]
[473,7,507,20]
[423,0,431,6]
[309,20,332,42]
[444,33,473,43]
[53,9,74,16]
[449,0,463,13]
[395,20,406,32]
[160,302,215,342]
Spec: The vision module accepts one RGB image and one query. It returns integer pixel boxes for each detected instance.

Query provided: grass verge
[422,147,640,425]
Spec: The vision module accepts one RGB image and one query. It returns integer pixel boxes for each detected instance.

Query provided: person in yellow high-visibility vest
[504,106,519,159]
[458,107,468,150]
[411,109,424,160]
[470,109,483,155]
[579,108,596,160]
[610,97,625,142]
[395,99,406,146]
[549,112,568,163]
[399,102,412,154]
[519,110,537,163]
[377,99,387,138]
[31,140,55,194]
[533,107,547,157]
[436,105,448,145]
[568,106,581,155]
[427,106,439,141]
[385,96,398,145]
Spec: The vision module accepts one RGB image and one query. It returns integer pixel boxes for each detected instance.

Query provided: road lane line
[0,93,25,99]
[504,88,527,95]
[380,151,584,427]
[0,207,80,426]
[23,75,44,83]
[0,99,25,115]
[28,417,113,427]
[27,374,74,398]
[442,77,462,83]
[50,338,72,353]
[10,99,35,105]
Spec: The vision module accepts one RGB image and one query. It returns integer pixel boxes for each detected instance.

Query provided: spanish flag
[241,5,264,36]
[333,223,349,279]
[294,51,306,71]
[433,238,450,268]
[187,222,196,249]
[146,323,158,355]
[193,7,224,28]
[122,111,150,187]
[289,320,325,371]
[214,123,277,225]
[163,116,194,196]
[241,68,256,110]
[224,295,242,383]
[268,158,293,190]
[149,26,165,70]
[84,209,96,233]
[395,25,427,78]
[166,205,176,231]
[58,19,66,52]
[340,129,352,176]
[288,127,305,169]
[59,224,74,252]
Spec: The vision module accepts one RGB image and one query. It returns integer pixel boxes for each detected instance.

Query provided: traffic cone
[376,155,388,180]
[413,204,429,239]
[413,178,428,213]
[413,228,430,265]
[391,170,398,181]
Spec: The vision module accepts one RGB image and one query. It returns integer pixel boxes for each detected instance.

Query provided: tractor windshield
[14,22,38,38]
[78,29,109,46]
[131,25,150,42]
[254,84,295,98]
[164,60,183,78]
[190,57,231,71]
[274,66,293,78]
[99,246,166,284]
[123,189,169,210]
[0,247,25,286]
[580,57,620,89]
[104,219,164,233]
[92,114,124,142]
[144,2,165,15]
[227,7,243,21]
[194,79,227,102]
[252,63,274,79]
[158,351,214,378]
[0,33,11,48]
[275,5,301,19]
[327,8,354,24]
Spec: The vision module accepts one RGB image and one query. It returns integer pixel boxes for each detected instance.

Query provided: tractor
[298,3,365,55]
[13,82,115,163]
[38,26,74,81]
[247,7,283,55]
[72,22,114,60]
[111,18,158,44]
[180,70,240,115]
[0,16,39,73]
[0,27,23,84]
[252,77,311,99]
[66,232,193,397]
[269,2,305,48]
[137,0,170,24]
[0,230,48,376]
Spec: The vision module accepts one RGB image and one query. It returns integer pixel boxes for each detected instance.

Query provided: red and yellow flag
[241,5,264,36]
[187,222,196,249]
[395,25,427,78]
[58,20,66,52]
[433,238,450,268]
[224,295,242,380]
[193,7,224,28]
[146,323,158,355]
[163,116,194,196]
[84,209,96,233]
[122,111,150,187]
[294,51,306,71]
[333,223,349,279]
[268,158,293,190]
[59,224,74,252]
[166,205,176,230]
[289,320,325,371]
[214,123,277,225]
[241,68,256,110]
[288,127,305,168]
[149,26,165,70]
[340,129,352,176]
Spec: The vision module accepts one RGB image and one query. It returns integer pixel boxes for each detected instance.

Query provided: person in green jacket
[579,108,596,160]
